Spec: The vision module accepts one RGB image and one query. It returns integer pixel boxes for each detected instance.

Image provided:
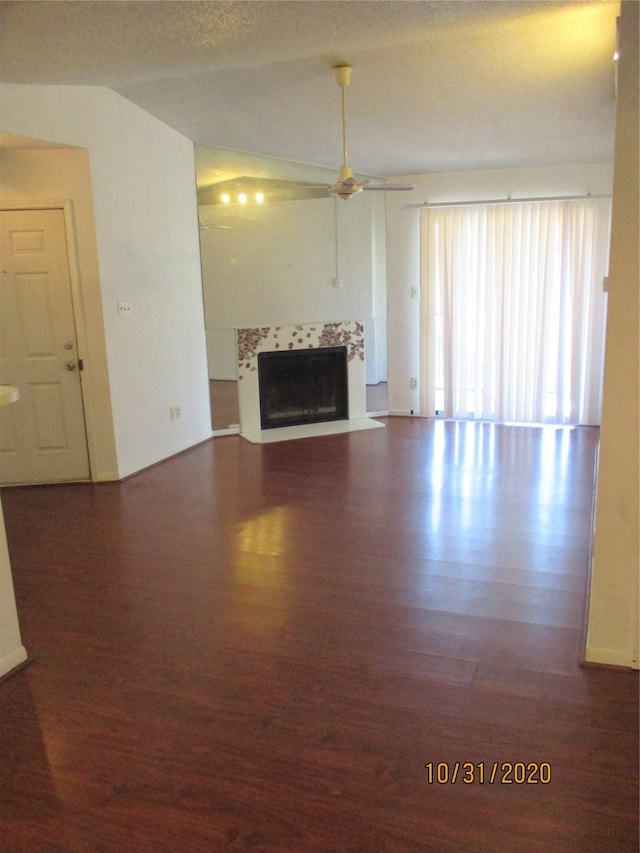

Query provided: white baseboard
[212,426,240,437]
[584,645,638,670]
[0,645,28,680]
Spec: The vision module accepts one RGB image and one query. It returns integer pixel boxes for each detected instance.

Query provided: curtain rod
[406,193,611,209]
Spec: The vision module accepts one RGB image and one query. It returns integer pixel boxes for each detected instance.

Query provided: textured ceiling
[0,1,619,177]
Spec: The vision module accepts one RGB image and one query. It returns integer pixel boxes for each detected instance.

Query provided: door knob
[63,340,74,350]
[65,361,77,371]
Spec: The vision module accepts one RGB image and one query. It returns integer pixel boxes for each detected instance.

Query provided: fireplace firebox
[258,346,348,429]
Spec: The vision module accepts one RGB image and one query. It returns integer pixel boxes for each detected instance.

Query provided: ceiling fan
[326,65,415,201]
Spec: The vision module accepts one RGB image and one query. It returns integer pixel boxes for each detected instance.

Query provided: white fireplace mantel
[235,321,384,443]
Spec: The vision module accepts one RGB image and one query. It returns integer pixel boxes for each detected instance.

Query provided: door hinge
[78,359,84,371]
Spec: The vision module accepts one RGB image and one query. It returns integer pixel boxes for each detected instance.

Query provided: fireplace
[235,321,384,443]
[258,346,348,429]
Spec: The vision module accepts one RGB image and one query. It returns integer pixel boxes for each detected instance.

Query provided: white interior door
[0,208,90,484]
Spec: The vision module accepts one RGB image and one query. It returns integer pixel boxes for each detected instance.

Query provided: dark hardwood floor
[1,418,637,852]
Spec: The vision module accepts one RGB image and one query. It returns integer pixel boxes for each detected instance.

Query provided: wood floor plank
[0,418,637,851]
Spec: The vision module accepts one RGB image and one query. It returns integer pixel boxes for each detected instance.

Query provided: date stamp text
[424,761,551,785]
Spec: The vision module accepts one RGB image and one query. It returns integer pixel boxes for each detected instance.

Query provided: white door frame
[1,200,99,481]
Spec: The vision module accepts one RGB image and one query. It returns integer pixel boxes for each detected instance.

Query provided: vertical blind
[420,197,612,424]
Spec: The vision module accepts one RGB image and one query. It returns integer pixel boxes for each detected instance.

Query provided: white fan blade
[362,184,416,192]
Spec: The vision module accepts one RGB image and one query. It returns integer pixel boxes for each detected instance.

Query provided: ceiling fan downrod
[328,64,415,200]
[336,65,354,185]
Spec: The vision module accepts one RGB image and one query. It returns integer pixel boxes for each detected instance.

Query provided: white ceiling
[0,1,619,177]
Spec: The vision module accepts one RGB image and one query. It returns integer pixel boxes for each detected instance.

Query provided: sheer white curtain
[420,198,611,424]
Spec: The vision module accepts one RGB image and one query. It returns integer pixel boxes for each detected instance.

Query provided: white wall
[385,163,614,414]
[0,85,211,478]
[586,1,639,669]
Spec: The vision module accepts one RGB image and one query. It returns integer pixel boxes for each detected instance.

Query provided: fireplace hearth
[258,346,348,429]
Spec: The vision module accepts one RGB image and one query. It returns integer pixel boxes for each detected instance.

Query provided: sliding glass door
[420,197,611,424]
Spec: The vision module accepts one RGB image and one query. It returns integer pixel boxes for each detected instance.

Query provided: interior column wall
[586,0,639,669]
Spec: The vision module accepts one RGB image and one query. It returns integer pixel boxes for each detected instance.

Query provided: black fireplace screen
[258,346,348,429]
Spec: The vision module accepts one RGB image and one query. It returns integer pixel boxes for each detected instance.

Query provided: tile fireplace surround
[235,321,384,443]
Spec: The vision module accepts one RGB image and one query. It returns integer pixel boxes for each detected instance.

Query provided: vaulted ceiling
[0,1,619,177]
